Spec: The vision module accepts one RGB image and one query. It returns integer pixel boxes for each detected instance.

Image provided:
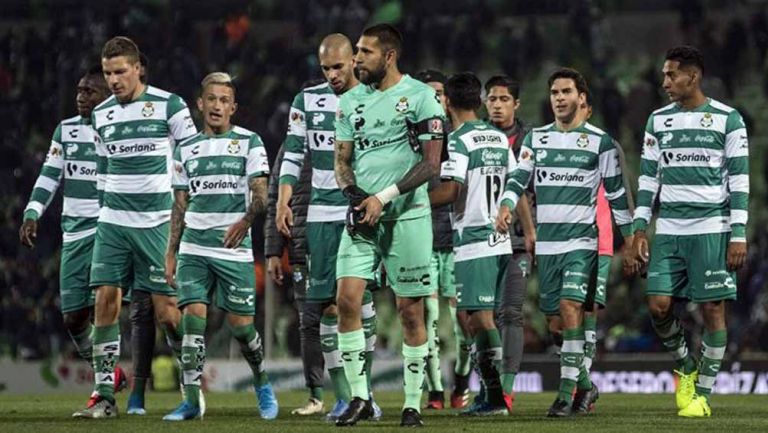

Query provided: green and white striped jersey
[172,126,270,262]
[441,120,516,262]
[279,82,345,222]
[502,122,632,256]
[634,99,749,241]
[91,85,197,228]
[23,115,100,242]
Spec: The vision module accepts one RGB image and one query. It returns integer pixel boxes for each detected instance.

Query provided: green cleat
[674,369,698,410]
[678,394,711,418]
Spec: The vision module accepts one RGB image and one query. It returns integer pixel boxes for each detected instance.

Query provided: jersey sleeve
[279,92,308,185]
[598,134,632,237]
[334,95,354,142]
[166,94,198,143]
[247,133,270,178]
[23,124,65,220]
[724,110,749,242]
[171,145,188,190]
[634,116,660,232]
[501,131,535,209]
[440,134,468,184]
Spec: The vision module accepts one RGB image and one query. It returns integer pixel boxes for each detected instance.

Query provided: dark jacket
[429,177,453,250]
[264,144,311,264]
[499,117,533,252]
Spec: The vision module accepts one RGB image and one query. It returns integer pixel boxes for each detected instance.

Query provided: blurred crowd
[2,0,768,362]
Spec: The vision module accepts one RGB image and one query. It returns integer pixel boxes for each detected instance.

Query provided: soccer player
[497,67,633,417]
[162,72,277,421]
[276,34,381,421]
[20,67,127,400]
[484,75,536,407]
[72,36,198,418]
[413,69,463,410]
[632,46,749,418]
[430,72,518,416]
[333,24,445,427]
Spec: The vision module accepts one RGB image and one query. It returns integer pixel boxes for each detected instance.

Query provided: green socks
[230,323,269,386]
[424,297,443,392]
[559,327,585,403]
[338,329,369,399]
[93,324,120,402]
[181,314,207,406]
[695,329,727,398]
[501,373,516,395]
[362,293,377,393]
[320,314,351,402]
[651,314,696,374]
[402,342,428,411]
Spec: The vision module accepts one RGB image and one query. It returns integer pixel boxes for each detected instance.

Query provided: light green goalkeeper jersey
[23,115,99,242]
[91,85,197,228]
[335,74,446,221]
[173,126,270,262]
[279,82,346,222]
[634,99,749,241]
[502,121,633,255]
[441,120,517,262]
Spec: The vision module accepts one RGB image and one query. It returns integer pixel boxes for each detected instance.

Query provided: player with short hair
[162,72,277,421]
[632,46,749,418]
[72,36,198,418]
[276,34,381,421]
[497,67,633,417]
[431,72,518,416]
[333,23,445,427]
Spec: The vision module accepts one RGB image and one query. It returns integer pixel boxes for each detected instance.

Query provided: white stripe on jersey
[63,198,100,217]
[656,216,730,235]
[104,174,171,194]
[536,204,595,225]
[659,184,726,204]
[307,205,347,223]
[536,238,597,255]
[179,241,253,262]
[99,208,170,228]
[62,227,97,243]
[454,238,512,262]
[311,169,338,190]
[185,211,241,230]
[93,101,169,128]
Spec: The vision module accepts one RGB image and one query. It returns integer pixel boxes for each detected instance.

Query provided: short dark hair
[484,75,520,100]
[445,72,482,111]
[665,45,704,74]
[101,36,141,63]
[362,23,403,57]
[81,65,108,92]
[414,69,446,85]
[547,67,589,95]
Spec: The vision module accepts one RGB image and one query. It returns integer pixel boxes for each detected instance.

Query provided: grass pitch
[1,391,767,432]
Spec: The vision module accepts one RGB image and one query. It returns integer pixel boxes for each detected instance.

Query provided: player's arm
[167,94,198,143]
[224,135,270,248]
[265,147,286,285]
[277,94,308,237]
[724,110,750,271]
[599,135,637,274]
[20,124,65,248]
[497,133,535,233]
[632,117,661,264]
[165,145,190,288]
[429,136,465,207]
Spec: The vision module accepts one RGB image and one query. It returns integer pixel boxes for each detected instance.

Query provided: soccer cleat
[72,395,117,419]
[325,400,349,422]
[400,408,424,427]
[450,388,470,409]
[674,369,698,410]
[179,384,206,417]
[291,397,324,415]
[126,392,146,415]
[678,394,711,418]
[425,391,444,410]
[162,401,201,421]
[335,397,372,427]
[546,398,573,417]
[572,383,599,414]
[503,392,515,413]
[255,383,279,420]
[370,398,382,421]
[461,401,509,417]
[113,366,127,393]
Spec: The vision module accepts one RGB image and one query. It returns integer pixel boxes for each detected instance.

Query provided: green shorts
[646,233,737,303]
[60,234,96,313]
[176,253,256,316]
[536,250,597,315]
[90,222,172,296]
[592,255,612,308]
[431,249,456,298]
[307,221,344,302]
[455,254,510,311]
[336,215,435,298]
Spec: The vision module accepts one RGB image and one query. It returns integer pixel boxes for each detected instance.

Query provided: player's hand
[621,235,641,278]
[19,219,38,248]
[495,205,513,234]
[524,231,536,257]
[357,196,384,226]
[165,252,178,289]
[276,203,293,238]
[727,241,747,271]
[633,231,650,264]
[267,256,284,286]
[224,219,250,248]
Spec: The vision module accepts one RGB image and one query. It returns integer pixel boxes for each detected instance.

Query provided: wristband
[375,184,400,205]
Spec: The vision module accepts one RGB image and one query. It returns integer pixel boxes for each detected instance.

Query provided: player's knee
[336,294,358,317]
[397,303,423,331]
[647,297,672,319]
[63,310,90,333]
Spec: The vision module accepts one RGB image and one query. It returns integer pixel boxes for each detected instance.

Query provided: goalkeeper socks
[402,342,428,411]
[583,314,597,373]
[501,372,516,395]
[338,329,369,399]
[651,314,696,373]
[181,314,206,406]
[362,293,377,392]
[230,323,269,386]
[695,329,727,399]
[93,324,120,402]
[424,297,443,392]
[320,314,351,402]
[475,328,504,406]
[68,324,94,366]
[558,327,585,403]
[451,305,472,377]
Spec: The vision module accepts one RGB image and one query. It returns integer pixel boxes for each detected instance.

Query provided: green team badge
[576,133,589,148]
[228,139,241,154]
[700,112,713,127]
[395,97,409,113]
[142,101,155,117]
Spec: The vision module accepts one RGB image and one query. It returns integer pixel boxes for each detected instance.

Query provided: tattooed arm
[334,139,357,191]
[165,189,189,288]
[223,176,268,248]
